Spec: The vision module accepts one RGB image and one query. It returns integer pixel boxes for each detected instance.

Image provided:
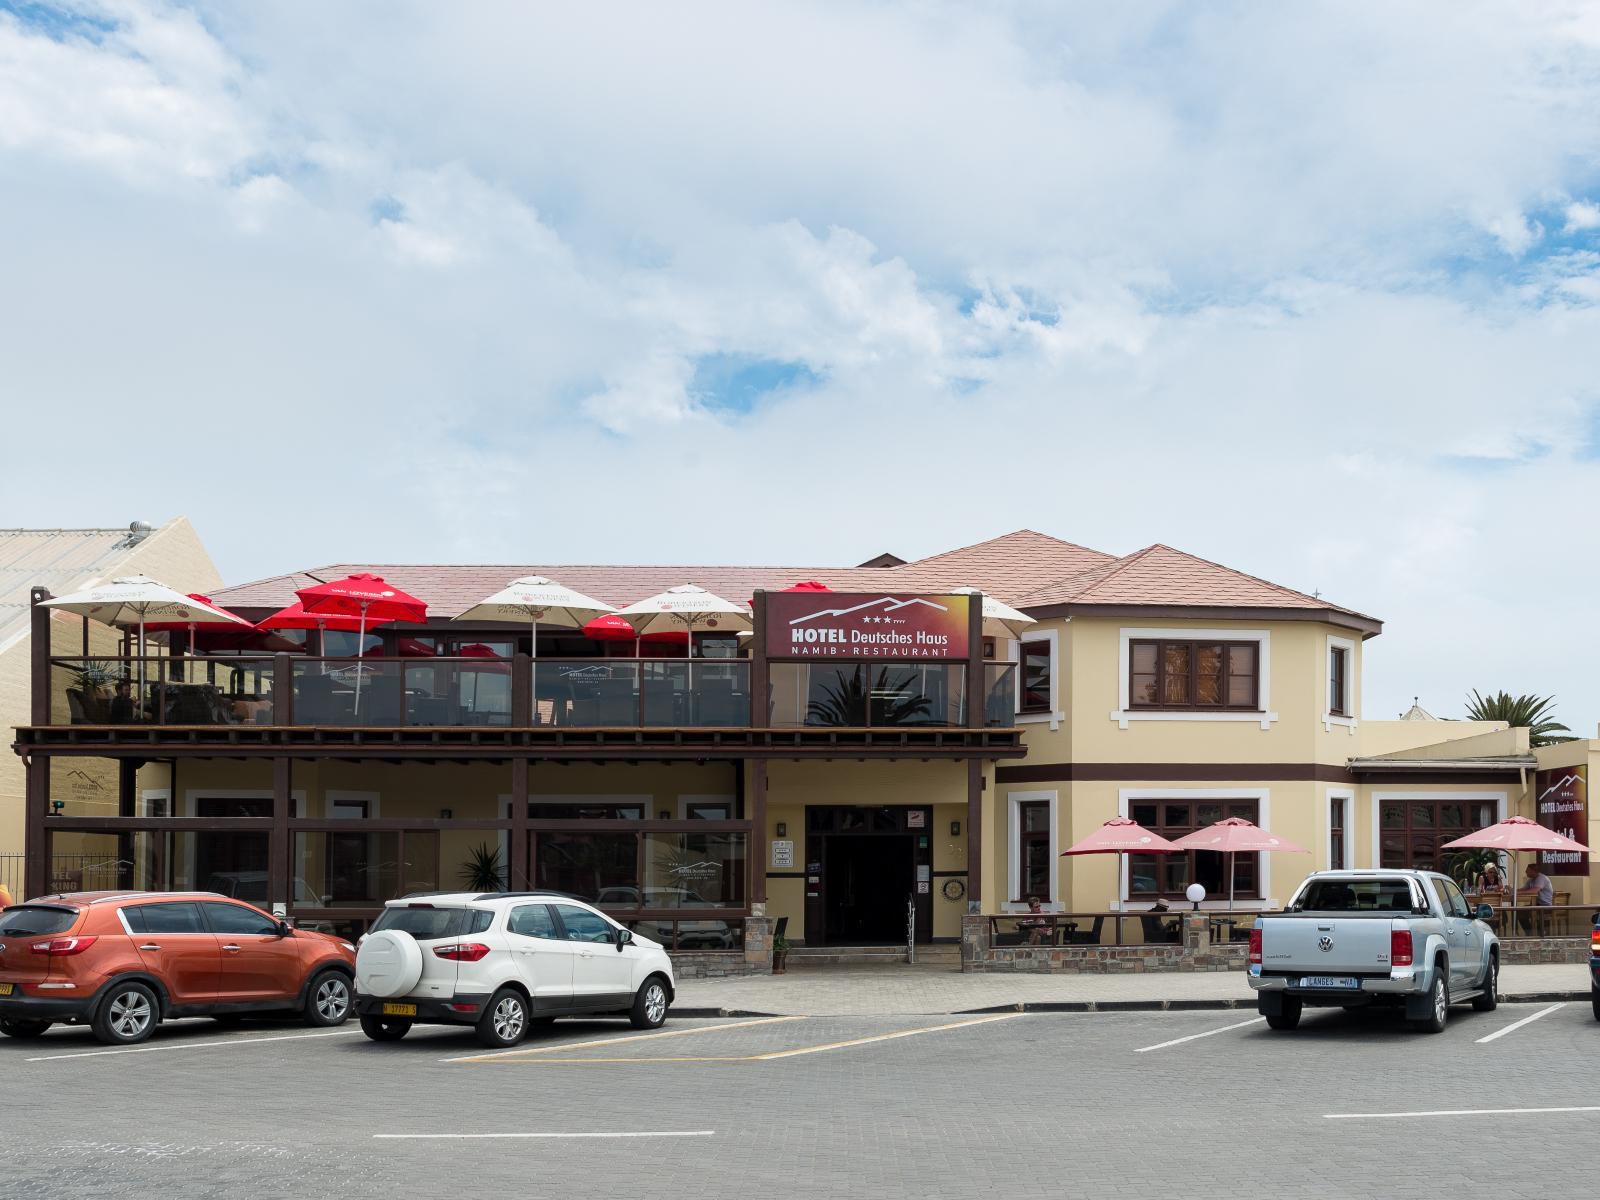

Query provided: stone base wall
[671,915,774,979]
[962,912,1248,974]
[1500,937,1590,965]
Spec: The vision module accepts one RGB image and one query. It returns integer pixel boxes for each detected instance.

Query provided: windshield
[0,906,80,937]
[1292,879,1419,913]
[370,906,488,940]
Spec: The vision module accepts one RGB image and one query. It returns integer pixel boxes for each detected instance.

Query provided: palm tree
[1463,690,1573,746]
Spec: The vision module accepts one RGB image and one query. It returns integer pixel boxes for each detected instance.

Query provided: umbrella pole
[530,614,537,726]
[353,607,366,716]
[138,614,146,721]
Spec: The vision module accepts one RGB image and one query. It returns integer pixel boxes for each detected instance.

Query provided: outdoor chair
[66,689,90,724]
[1068,915,1105,945]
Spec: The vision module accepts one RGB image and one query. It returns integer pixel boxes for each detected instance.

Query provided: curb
[674,1007,780,1018]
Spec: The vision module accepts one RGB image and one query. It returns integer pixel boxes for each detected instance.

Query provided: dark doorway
[823,834,914,944]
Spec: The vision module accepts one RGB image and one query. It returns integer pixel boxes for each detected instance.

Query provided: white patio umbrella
[453,576,619,723]
[615,585,753,705]
[42,575,252,711]
[950,586,1037,640]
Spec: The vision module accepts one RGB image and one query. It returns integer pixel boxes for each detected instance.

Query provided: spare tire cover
[355,930,423,999]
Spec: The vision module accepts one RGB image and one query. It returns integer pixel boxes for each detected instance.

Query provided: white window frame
[328,789,380,819]
[1369,790,1508,872]
[1005,790,1060,905]
[1110,627,1276,730]
[1324,787,1354,870]
[1116,788,1272,908]
[676,794,737,819]
[179,787,305,818]
[1014,629,1065,731]
[1323,635,1357,733]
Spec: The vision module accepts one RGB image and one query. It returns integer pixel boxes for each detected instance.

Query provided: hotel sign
[765,593,970,659]
[1535,766,1588,876]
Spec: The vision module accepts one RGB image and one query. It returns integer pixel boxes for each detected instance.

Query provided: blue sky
[1,1,1599,727]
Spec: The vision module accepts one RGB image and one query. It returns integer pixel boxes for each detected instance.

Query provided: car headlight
[341,942,356,953]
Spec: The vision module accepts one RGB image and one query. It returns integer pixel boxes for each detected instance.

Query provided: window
[1017,801,1051,900]
[1020,640,1051,713]
[1329,646,1350,716]
[201,902,279,936]
[130,902,207,934]
[554,904,617,943]
[508,904,560,939]
[1379,798,1498,871]
[1329,797,1346,871]
[1127,800,1261,899]
[370,905,490,940]
[0,907,78,936]
[1129,640,1258,710]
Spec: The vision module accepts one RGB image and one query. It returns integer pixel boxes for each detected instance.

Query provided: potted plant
[68,661,125,723]
[458,843,505,892]
[771,932,789,974]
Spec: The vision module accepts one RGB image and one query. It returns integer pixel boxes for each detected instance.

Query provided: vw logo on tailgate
[1317,936,1335,953]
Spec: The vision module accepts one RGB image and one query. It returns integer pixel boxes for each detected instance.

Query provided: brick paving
[675,960,1588,1015]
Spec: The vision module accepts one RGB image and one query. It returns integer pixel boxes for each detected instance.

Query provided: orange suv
[0,892,357,1045]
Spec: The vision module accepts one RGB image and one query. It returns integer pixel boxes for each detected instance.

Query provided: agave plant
[71,661,127,692]
[1464,690,1573,747]
[807,666,933,727]
[457,842,505,892]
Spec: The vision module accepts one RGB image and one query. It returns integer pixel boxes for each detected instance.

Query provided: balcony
[41,655,1022,737]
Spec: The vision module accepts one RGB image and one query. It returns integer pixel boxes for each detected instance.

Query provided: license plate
[381,1002,416,1017]
[0,983,12,997]
[1300,976,1359,989]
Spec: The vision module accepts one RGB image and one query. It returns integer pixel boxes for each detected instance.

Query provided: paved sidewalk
[675,962,1589,1016]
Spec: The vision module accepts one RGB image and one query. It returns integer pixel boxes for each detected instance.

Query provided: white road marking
[446,1015,803,1063]
[374,1131,716,1140]
[1327,1105,1600,1121]
[1475,1002,1565,1044]
[1132,1016,1264,1053]
[26,1028,365,1063]
[751,1013,1022,1060]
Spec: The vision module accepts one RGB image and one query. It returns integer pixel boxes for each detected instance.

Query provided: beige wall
[1,518,223,859]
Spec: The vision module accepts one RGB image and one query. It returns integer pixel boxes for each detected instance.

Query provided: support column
[750,759,768,908]
[24,755,49,899]
[30,587,51,725]
[270,758,290,916]
[964,590,984,729]
[966,758,983,913]
[749,591,769,729]
[510,758,529,889]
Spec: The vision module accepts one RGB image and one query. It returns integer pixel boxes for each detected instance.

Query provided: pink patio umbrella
[295,574,428,714]
[1442,816,1590,924]
[1169,817,1308,910]
[1061,817,1183,915]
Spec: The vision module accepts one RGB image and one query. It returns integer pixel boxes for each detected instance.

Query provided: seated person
[108,680,137,724]
[1018,895,1053,945]
[1517,863,1555,932]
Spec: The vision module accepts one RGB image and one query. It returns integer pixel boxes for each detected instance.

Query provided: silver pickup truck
[1249,869,1499,1033]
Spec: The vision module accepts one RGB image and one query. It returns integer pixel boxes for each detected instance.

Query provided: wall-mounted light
[950,820,961,836]
[439,808,453,820]
[776,822,787,837]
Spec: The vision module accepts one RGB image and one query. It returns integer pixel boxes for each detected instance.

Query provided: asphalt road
[3,998,1595,1199]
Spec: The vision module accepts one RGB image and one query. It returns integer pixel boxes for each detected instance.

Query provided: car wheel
[1471,955,1499,1012]
[1592,988,1600,1022]
[629,976,670,1030]
[93,981,159,1045]
[358,1012,412,1042]
[1264,997,1301,1031]
[476,988,529,1048]
[0,1018,52,1039]
[1411,968,1449,1033]
[304,972,353,1027]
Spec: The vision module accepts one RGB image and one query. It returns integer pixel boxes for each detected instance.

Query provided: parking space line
[751,1013,1022,1059]
[446,1015,804,1063]
[26,1027,366,1063]
[375,1131,716,1140]
[1327,1105,1600,1121]
[1132,1017,1263,1053]
[1475,1003,1565,1044]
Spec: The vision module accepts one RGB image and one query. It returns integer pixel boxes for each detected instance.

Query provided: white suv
[352,892,676,1048]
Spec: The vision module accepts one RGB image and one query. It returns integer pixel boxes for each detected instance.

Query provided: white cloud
[1,1,1600,728]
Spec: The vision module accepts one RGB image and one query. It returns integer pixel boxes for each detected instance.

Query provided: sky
[1,1,1599,730]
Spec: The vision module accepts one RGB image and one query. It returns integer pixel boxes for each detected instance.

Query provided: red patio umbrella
[141,594,253,654]
[257,601,398,635]
[1442,816,1590,924]
[581,614,690,653]
[295,574,427,713]
[1169,817,1308,910]
[1061,817,1182,916]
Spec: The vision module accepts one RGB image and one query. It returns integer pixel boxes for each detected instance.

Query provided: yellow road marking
[445,1015,804,1063]
[470,1013,1025,1065]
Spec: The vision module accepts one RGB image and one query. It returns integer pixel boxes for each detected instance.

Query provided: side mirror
[615,928,633,952]
[276,920,293,937]
[1477,904,1494,922]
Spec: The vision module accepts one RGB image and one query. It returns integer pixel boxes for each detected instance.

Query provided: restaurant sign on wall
[765,593,970,659]
[1535,765,1588,876]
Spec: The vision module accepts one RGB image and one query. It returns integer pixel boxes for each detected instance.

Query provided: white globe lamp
[1185,883,1206,911]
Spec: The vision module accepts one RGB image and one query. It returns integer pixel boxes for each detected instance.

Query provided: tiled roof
[1017,543,1377,622]
[884,529,1116,598]
[0,527,149,650]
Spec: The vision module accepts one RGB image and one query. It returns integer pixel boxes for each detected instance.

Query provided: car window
[134,902,207,934]
[1292,879,1418,912]
[369,906,488,941]
[201,901,280,936]
[554,905,616,943]
[1440,879,1472,919]
[0,906,79,937]
[508,904,560,940]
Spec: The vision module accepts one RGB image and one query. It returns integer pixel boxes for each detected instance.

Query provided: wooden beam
[966,758,982,911]
[510,757,529,888]
[750,759,768,905]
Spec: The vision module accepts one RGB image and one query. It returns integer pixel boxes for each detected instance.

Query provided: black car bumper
[354,992,492,1026]
[0,989,96,1024]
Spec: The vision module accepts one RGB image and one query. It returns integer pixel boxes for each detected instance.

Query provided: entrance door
[823,835,913,944]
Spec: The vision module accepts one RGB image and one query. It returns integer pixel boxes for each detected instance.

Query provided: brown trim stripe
[995,763,1526,785]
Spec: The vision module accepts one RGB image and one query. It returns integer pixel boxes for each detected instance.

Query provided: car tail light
[432,942,490,962]
[1390,928,1413,967]
[1591,925,1600,955]
[30,936,98,956]
[1248,928,1262,965]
